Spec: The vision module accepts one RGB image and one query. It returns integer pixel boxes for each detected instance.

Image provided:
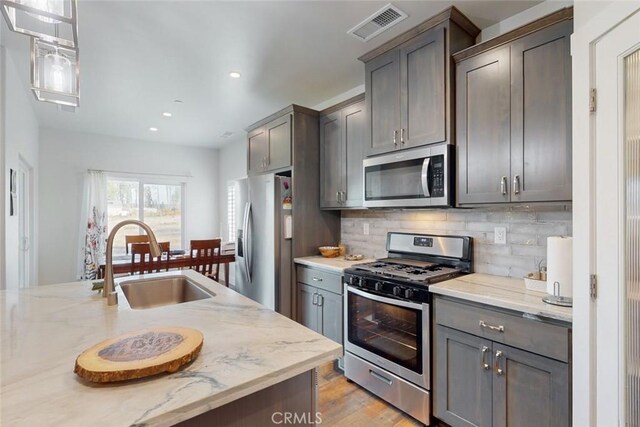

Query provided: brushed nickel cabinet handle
[481,346,490,370]
[341,191,346,204]
[479,320,504,333]
[312,276,323,282]
[312,292,318,305]
[501,176,507,195]
[317,294,324,307]
[400,128,405,144]
[336,191,340,203]
[513,175,520,194]
[393,130,398,146]
[495,350,504,376]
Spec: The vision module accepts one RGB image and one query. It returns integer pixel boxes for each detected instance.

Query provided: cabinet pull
[341,191,346,204]
[500,176,507,195]
[481,346,490,370]
[495,350,504,376]
[479,320,504,333]
[513,175,520,194]
[317,294,324,307]
[369,370,393,385]
[336,191,340,203]
[312,292,318,305]
[400,128,405,144]
[312,276,323,282]
[393,130,398,146]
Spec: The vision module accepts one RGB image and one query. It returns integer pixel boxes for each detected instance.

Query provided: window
[107,177,185,256]
[227,183,236,242]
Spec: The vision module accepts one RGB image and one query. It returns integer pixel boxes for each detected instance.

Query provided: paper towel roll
[546,236,573,297]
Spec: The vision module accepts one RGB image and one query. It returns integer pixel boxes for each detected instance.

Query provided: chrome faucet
[103,220,162,306]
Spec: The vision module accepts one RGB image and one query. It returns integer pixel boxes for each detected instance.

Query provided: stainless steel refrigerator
[232,174,292,317]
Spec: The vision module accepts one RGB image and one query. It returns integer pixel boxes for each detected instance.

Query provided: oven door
[362,144,451,208]
[345,286,430,389]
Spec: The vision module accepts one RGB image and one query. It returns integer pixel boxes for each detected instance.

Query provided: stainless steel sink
[119,276,214,309]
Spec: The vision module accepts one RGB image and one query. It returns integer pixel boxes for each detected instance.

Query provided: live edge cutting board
[74,327,204,383]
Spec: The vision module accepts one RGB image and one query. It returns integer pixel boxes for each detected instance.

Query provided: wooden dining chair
[130,242,170,275]
[125,235,150,255]
[189,239,222,283]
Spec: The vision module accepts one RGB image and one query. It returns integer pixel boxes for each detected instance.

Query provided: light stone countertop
[294,255,375,273]
[430,273,572,324]
[0,270,341,427]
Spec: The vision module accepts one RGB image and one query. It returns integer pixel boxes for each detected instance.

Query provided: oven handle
[421,158,431,197]
[347,286,424,311]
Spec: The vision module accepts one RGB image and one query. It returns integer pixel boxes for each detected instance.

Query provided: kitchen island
[0,270,341,426]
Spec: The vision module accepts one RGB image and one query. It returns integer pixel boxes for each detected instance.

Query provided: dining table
[98,249,236,285]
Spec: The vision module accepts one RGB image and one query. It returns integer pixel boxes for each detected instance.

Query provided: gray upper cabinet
[400,27,446,149]
[359,8,479,157]
[247,112,292,175]
[456,46,511,204]
[320,96,366,209]
[455,13,573,205]
[365,50,401,156]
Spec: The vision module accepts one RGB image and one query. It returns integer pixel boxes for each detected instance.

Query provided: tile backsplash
[341,206,572,279]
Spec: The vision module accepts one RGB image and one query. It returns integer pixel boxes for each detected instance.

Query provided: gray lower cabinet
[456,17,573,205]
[320,96,365,209]
[433,296,571,427]
[296,266,343,345]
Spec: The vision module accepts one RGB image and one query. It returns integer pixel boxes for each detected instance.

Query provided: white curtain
[77,171,108,280]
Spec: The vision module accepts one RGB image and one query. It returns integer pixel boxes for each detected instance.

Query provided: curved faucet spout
[103,220,162,306]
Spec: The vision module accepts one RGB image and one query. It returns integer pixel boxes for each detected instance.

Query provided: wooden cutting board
[74,327,204,383]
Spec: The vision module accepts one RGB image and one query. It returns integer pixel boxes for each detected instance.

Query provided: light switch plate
[494,227,507,244]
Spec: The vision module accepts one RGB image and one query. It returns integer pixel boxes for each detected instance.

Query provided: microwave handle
[421,158,431,197]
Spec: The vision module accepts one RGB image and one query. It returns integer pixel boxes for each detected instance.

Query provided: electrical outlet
[494,227,507,245]
[363,223,370,235]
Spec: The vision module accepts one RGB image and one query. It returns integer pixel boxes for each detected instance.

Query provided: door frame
[572,3,640,426]
[17,156,35,288]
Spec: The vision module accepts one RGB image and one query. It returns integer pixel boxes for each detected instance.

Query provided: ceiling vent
[347,4,408,42]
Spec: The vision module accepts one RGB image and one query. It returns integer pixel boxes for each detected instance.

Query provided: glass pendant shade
[31,38,79,107]
[1,0,78,48]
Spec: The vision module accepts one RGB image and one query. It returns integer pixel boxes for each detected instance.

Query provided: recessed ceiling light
[162,112,172,117]
[229,72,241,79]
[149,127,158,132]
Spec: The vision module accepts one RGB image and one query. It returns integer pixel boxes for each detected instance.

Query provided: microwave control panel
[431,155,445,198]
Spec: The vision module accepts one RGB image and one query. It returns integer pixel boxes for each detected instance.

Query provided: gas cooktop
[350,259,461,284]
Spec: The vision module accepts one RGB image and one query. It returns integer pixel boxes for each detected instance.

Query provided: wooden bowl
[319,246,341,258]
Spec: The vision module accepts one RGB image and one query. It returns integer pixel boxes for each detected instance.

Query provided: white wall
[39,128,219,285]
[3,47,39,290]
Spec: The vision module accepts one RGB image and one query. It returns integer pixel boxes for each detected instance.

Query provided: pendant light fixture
[31,37,79,106]
[1,0,78,48]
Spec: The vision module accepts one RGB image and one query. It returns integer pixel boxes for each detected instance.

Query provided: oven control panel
[345,273,430,304]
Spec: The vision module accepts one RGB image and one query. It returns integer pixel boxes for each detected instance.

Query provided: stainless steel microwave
[363,144,453,208]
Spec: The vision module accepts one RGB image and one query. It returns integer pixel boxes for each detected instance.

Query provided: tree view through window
[107,178,184,256]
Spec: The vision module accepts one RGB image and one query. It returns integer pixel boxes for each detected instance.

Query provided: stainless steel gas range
[343,232,473,425]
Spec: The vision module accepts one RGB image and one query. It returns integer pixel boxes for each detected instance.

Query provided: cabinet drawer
[435,297,570,362]
[296,266,343,295]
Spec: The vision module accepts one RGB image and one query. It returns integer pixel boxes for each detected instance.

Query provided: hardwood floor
[317,363,423,426]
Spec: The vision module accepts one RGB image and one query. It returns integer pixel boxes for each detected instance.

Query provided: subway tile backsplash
[341,206,572,279]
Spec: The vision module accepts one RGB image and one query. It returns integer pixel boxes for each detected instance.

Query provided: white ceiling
[1,1,540,148]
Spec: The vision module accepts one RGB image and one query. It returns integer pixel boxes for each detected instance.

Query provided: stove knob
[393,286,403,296]
[404,289,414,299]
[358,277,365,287]
[374,282,383,292]
[348,276,358,285]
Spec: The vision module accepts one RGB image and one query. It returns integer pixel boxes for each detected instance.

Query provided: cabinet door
[297,283,319,333]
[510,21,572,203]
[365,49,401,156]
[320,111,343,209]
[434,325,493,427]
[247,127,267,175]
[493,343,570,427]
[318,290,343,345]
[266,114,292,171]
[400,27,446,148]
[343,100,365,208]
[456,46,511,205]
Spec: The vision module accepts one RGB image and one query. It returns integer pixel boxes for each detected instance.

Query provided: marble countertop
[294,255,375,273]
[1,270,341,427]
[430,273,572,323]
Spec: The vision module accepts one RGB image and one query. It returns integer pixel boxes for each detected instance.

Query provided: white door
[17,158,33,288]
[594,9,640,426]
